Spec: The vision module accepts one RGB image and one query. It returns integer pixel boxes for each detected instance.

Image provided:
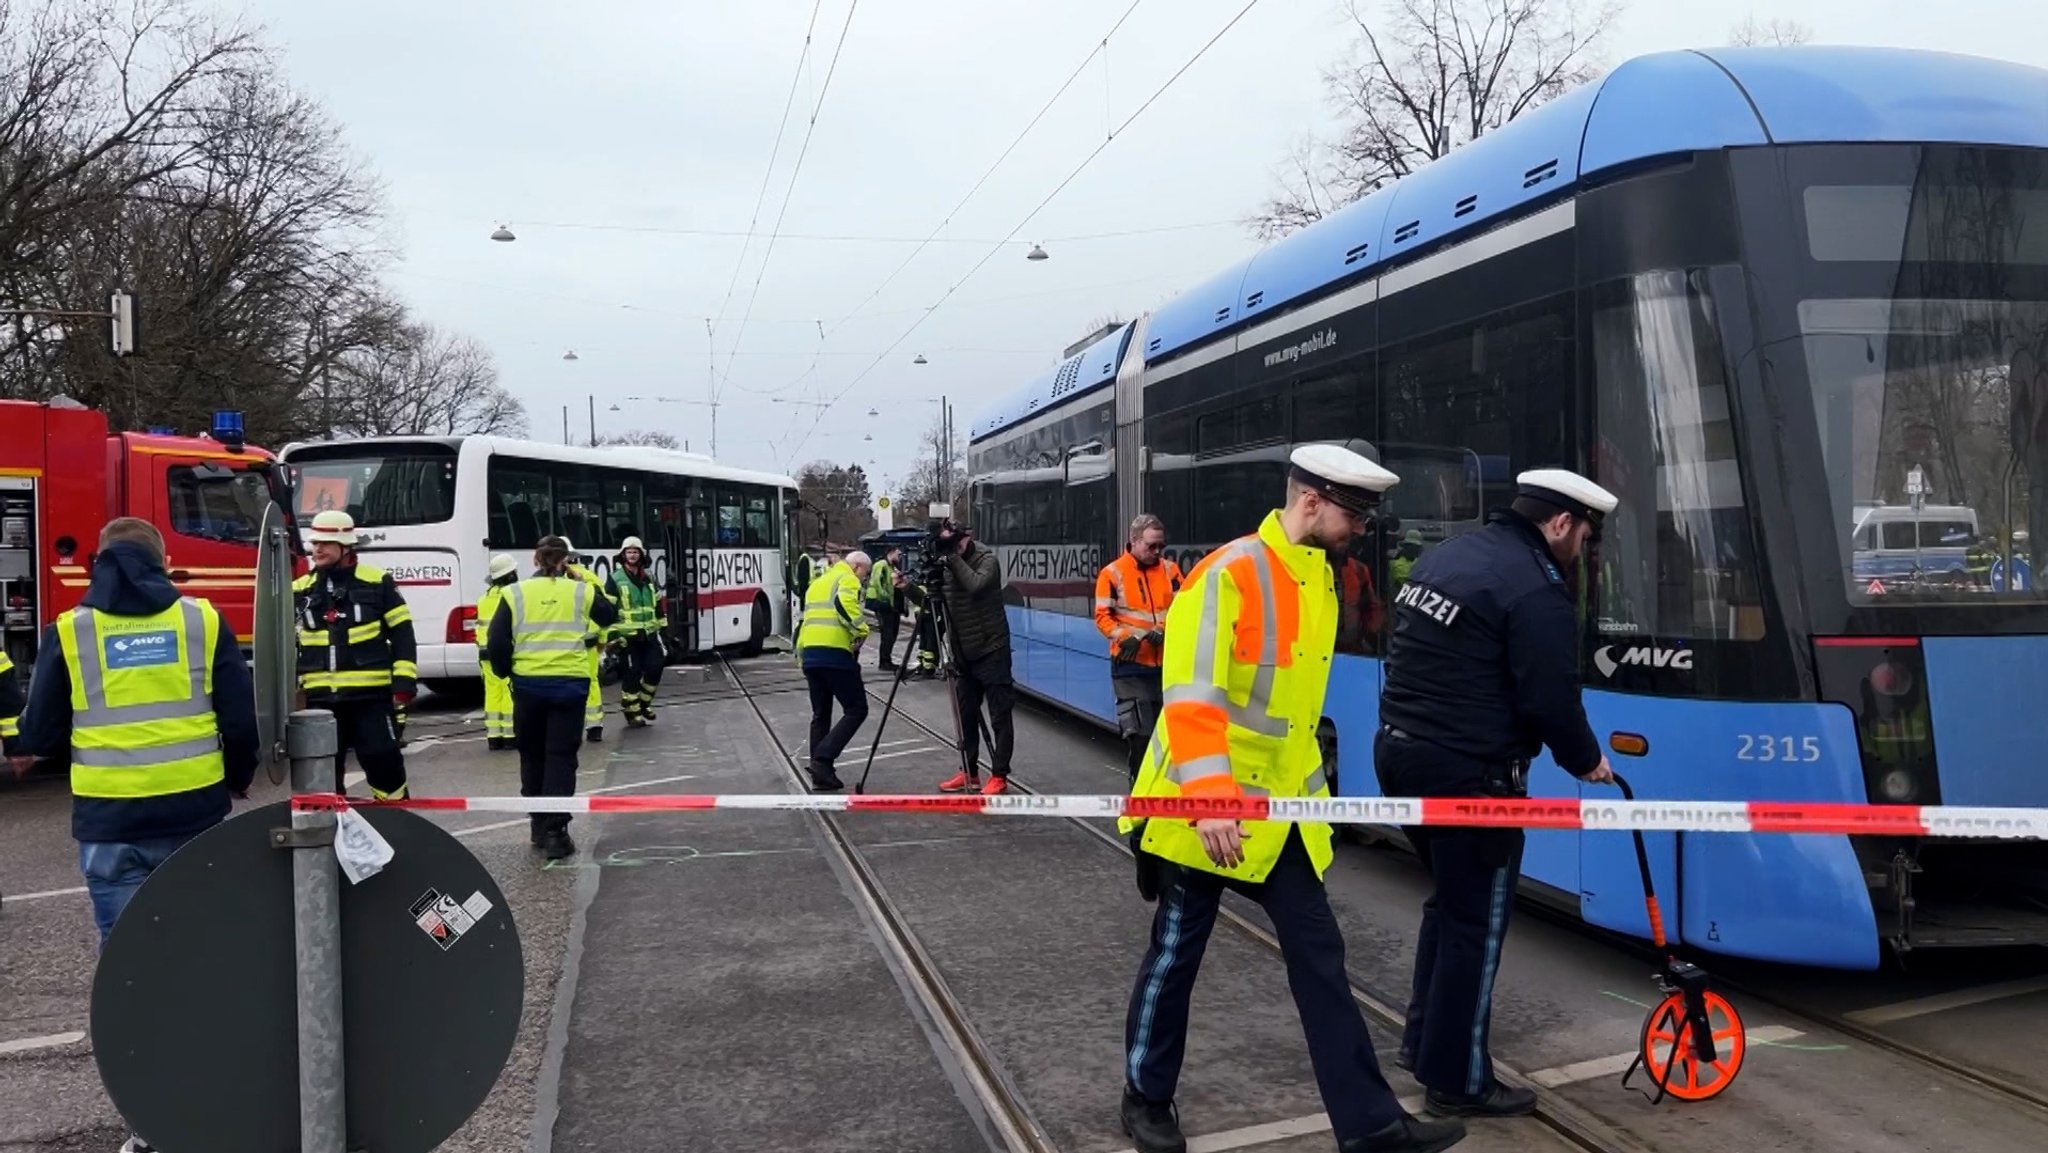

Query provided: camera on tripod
[920,506,960,586]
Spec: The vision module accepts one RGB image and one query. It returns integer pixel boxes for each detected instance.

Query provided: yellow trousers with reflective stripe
[483,665,513,740]
[586,644,603,729]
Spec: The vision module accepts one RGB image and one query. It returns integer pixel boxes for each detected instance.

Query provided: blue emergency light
[212,409,245,452]
[146,425,177,435]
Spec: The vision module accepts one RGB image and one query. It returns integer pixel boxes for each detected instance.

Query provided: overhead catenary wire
[718,0,864,395]
[823,0,1150,340]
[711,0,828,341]
[782,0,1267,466]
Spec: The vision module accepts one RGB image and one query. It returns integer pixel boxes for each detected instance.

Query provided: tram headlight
[1880,769,1918,802]
[1870,660,1915,698]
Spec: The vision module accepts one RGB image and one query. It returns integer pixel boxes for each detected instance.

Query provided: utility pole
[587,394,596,447]
[704,318,718,459]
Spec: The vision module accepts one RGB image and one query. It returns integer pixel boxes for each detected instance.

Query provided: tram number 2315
[1735,734,1822,762]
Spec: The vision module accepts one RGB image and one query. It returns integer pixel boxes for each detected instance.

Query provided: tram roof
[970,45,2048,444]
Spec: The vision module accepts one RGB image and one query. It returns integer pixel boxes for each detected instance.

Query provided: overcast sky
[221,0,2041,495]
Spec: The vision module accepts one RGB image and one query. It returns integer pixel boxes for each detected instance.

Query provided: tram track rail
[718,655,1061,1153]
[844,670,1657,1153]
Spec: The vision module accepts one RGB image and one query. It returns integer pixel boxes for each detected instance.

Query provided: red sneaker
[980,775,1009,795]
[938,772,976,793]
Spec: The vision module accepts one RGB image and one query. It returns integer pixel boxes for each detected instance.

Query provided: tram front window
[1802,297,2048,604]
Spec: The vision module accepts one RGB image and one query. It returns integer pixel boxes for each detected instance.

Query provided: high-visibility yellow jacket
[1120,510,1337,883]
[57,598,227,799]
[797,561,869,654]
[505,575,600,679]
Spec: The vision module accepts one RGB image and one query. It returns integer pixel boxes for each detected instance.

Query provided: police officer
[486,534,618,859]
[1375,468,1618,1117]
[608,535,663,727]
[1094,513,1180,779]
[1119,445,1466,1153]
[294,509,415,800]
[479,554,519,750]
[796,549,873,791]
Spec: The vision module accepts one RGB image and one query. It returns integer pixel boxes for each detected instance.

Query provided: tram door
[655,500,699,655]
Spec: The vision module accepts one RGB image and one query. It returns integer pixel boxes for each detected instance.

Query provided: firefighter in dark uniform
[1375,468,1617,1117]
[294,509,416,800]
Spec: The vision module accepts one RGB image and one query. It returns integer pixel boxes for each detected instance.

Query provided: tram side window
[1380,293,1574,553]
[1590,270,1766,642]
[555,475,602,554]
[486,465,553,548]
[1144,407,1195,562]
[603,476,643,545]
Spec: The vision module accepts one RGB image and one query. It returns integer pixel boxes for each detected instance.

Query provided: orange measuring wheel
[1609,772,1748,1105]
[1633,988,1746,1102]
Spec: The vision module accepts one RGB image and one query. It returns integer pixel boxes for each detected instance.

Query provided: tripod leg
[854,610,928,794]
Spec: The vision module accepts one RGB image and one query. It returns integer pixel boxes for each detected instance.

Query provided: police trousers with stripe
[1123,827,1404,1141]
[1373,727,1525,1098]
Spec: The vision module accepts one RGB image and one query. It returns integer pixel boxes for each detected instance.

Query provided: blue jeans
[79,835,200,951]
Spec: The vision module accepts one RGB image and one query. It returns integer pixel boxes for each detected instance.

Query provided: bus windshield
[289,444,458,528]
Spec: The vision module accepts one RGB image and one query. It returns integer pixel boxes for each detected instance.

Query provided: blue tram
[964,46,2048,969]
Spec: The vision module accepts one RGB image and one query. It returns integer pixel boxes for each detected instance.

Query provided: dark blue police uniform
[1375,499,1606,1114]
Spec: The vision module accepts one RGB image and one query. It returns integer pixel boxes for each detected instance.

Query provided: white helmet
[307,509,357,545]
[620,535,645,553]
[487,553,517,581]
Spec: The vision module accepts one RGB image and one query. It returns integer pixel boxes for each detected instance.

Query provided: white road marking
[0,885,87,905]
[587,774,698,794]
[1524,1025,1803,1088]
[451,818,528,838]
[1842,977,2048,1026]
[858,747,936,764]
[0,1031,85,1055]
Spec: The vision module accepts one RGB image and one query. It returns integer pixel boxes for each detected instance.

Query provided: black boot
[1339,1113,1467,1152]
[586,726,603,743]
[809,761,844,791]
[542,827,577,860]
[1119,1086,1185,1153]
[1423,1083,1535,1117]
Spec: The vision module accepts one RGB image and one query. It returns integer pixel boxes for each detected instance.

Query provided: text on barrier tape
[283,793,2048,839]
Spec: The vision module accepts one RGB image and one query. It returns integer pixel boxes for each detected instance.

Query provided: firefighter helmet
[488,553,517,580]
[620,536,645,553]
[307,509,357,545]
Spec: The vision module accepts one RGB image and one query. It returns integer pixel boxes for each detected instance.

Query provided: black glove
[1143,628,1164,648]
[1130,826,1162,903]
[1116,634,1142,661]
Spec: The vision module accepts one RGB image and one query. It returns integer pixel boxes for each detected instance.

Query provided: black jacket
[21,542,259,843]
[293,558,418,701]
[1378,510,1602,778]
[907,541,1010,664]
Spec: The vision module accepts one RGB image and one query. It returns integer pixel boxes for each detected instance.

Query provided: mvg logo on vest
[1593,643,1692,678]
[104,628,180,670]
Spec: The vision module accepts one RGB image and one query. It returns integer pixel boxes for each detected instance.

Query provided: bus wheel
[739,595,768,657]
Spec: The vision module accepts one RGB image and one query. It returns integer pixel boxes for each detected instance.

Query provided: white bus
[277,434,800,695]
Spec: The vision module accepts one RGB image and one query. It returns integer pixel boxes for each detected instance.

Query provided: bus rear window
[293,451,457,527]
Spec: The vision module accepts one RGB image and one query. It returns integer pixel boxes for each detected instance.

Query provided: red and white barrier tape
[287,792,2048,839]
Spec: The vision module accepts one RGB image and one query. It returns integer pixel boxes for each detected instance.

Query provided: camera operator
[904,521,1015,795]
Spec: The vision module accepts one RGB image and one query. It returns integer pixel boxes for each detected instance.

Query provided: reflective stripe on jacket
[58,598,226,799]
[797,561,868,653]
[507,576,595,679]
[1094,551,1181,667]
[608,565,659,634]
[293,562,418,698]
[1120,510,1336,883]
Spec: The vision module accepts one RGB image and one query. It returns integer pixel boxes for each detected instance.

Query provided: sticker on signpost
[407,887,493,951]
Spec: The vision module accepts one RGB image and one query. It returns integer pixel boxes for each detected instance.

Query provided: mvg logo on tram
[1593,643,1692,678]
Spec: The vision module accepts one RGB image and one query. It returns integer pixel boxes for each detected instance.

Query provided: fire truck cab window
[168,466,266,543]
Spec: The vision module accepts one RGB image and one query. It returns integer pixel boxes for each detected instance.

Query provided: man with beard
[1116,445,1465,1153]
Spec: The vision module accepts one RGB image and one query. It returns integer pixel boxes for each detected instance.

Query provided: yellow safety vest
[568,563,611,644]
[0,651,19,742]
[796,561,868,653]
[1121,511,1337,884]
[478,582,509,661]
[506,575,596,679]
[57,598,226,799]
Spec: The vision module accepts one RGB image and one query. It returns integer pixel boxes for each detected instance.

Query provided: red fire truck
[1,397,275,676]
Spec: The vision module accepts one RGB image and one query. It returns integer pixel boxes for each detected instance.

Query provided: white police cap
[1516,468,1618,525]
[1289,443,1400,514]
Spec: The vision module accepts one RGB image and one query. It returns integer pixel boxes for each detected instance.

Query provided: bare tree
[1248,0,1621,240]
[1728,16,1815,46]
[597,429,683,450]
[329,323,527,438]
[892,410,969,523]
